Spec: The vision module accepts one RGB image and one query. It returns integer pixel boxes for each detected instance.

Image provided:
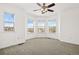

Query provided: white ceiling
[15,3,79,17]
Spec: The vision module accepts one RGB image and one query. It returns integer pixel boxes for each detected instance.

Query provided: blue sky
[48,20,56,27]
[27,20,33,28]
[27,19,56,28]
[4,12,14,23]
[4,12,14,27]
[4,12,56,27]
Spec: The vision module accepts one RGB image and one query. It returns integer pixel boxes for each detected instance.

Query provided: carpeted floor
[0,37,79,55]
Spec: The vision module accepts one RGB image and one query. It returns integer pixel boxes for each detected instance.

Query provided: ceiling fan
[34,3,55,14]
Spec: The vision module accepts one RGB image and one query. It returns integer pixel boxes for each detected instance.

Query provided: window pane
[4,12,14,23]
[27,20,33,28]
[48,20,56,33]
[27,20,34,33]
[4,12,14,31]
[37,20,45,32]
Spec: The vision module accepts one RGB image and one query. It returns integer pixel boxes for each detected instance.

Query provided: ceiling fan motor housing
[34,3,55,14]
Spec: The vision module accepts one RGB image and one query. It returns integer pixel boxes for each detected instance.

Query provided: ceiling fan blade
[48,3,55,8]
[48,9,54,12]
[37,3,42,7]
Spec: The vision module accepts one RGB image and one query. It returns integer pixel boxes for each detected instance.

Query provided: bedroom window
[27,20,34,33]
[37,20,45,32]
[48,20,56,33]
[4,12,15,31]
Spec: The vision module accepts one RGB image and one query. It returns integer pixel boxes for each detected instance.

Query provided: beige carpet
[0,37,79,55]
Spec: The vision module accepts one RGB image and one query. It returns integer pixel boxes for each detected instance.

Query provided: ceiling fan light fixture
[41,8,48,14]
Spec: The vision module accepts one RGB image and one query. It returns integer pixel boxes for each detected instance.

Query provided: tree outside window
[36,20,45,33]
[48,20,56,33]
[27,19,34,33]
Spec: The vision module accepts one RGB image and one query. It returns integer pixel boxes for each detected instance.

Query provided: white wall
[60,8,79,45]
[0,4,59,49]
[0,4,26,49]
[1,3,79,49]
[25,13,59,40]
